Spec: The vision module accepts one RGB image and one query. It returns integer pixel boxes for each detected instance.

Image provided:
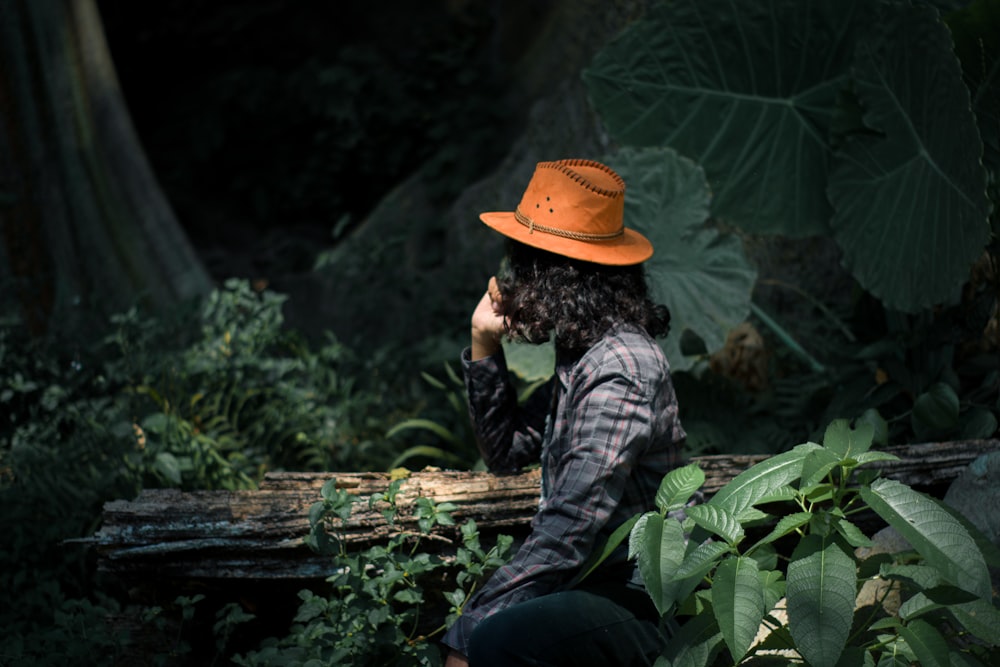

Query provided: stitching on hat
[514,208,624,241]
[538,159,625,198]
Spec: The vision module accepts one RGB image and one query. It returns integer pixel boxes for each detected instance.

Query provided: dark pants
[466,582,664,667]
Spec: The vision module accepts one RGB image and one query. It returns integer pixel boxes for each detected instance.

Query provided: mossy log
[90,439,1000,584]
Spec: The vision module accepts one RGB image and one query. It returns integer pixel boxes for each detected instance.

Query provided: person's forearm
[471,327,501,360]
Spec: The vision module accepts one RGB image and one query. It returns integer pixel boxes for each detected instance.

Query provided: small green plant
[386,363,482,471]
[234,477,513,666]
[620,418,1000,666]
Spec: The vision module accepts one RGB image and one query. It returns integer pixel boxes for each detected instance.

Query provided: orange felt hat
[479,159,653,265]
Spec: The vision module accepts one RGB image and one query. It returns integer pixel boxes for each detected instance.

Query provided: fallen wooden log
[89,439,1000,583]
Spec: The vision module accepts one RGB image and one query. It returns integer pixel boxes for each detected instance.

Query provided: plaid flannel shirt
[442,325,685,655]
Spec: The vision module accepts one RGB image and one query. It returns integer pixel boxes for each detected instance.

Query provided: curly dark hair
[496,240,671,353]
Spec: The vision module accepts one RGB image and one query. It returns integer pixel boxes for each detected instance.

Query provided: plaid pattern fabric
[442,326,685,654]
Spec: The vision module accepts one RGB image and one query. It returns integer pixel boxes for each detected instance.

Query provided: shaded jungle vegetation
[2,0,999,664]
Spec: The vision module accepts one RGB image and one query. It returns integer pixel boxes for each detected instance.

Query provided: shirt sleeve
[443,354,655,654]
[461,347,552,473]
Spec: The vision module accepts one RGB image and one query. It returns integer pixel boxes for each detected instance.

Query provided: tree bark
[88,439,1000,585]
[0,0,211,335]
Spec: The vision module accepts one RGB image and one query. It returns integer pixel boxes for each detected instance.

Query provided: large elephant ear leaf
[585,0,876,236]
[827,3,991,313]
[607,147,756,372]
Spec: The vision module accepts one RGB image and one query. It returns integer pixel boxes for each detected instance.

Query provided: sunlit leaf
[861,478,992,600]
[802,447,844,487]
[713,556,764,662]
[654,462,705,513]
[786,535,856,667]
[685,504,744,547]
[631,512,687,615]
[673,539,730,603]
[755,512,811,548]
[710,442,821,517]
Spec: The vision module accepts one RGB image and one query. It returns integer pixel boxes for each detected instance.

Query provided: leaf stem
[751,303,826,373]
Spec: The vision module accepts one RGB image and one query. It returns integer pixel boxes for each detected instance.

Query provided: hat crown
[478,158,652,265]
[516,160,625,238]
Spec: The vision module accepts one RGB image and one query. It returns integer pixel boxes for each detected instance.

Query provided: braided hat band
[478,159,653,266]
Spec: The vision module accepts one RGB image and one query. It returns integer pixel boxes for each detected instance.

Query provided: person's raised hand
[471,276,505,361]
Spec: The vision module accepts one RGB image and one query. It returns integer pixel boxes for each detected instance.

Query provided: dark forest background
[98,0,517,283]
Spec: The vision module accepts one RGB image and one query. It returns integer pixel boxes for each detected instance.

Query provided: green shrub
[617,418,1000,666]
[233,477,512,666]
[0,279,436,664]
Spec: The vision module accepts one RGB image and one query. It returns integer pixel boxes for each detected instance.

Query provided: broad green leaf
[875,652,910,667]
[607,147,755,371]
[898,619,950,667]
[960,406,999,439]
[747,542,778,572]
[503,339,555,383]
[834,646,873,667]
[823,419,875,459]
[758,569,786,614]
[673,540,730,603]
[574,514,640,586]
[631,512,687,615]
[899,585,978,620]
[852,450,900,466]
[755,512,812,548]
[857,408,890,447]
[655,463,705,513]
[827,3,991,312]
[834,518,873,548]
[685,504,744,547]
[861,478,991,600]
[786,535,857,667]
[659,611,725,667]
[585,0,877,235]
[154,452,182,485]
[141,412,169,434]
[756,485,798,504]
[911,383,961,440]
[880,563,942,591]
[713,556,764,662]
[710,442,821,517]
[735,507,770,525]
[802,447,844,487]
[947,597,1000,645]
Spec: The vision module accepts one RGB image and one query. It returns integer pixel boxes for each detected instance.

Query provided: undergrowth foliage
[615,419,1000,667]
[233,478,513,666]
[0,280,418,665]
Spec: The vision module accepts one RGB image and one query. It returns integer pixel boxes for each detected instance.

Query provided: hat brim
[479,211,653,266]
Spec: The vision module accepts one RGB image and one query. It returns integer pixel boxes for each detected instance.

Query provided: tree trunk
[0,0,211,335]
[88,439,1000,587]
